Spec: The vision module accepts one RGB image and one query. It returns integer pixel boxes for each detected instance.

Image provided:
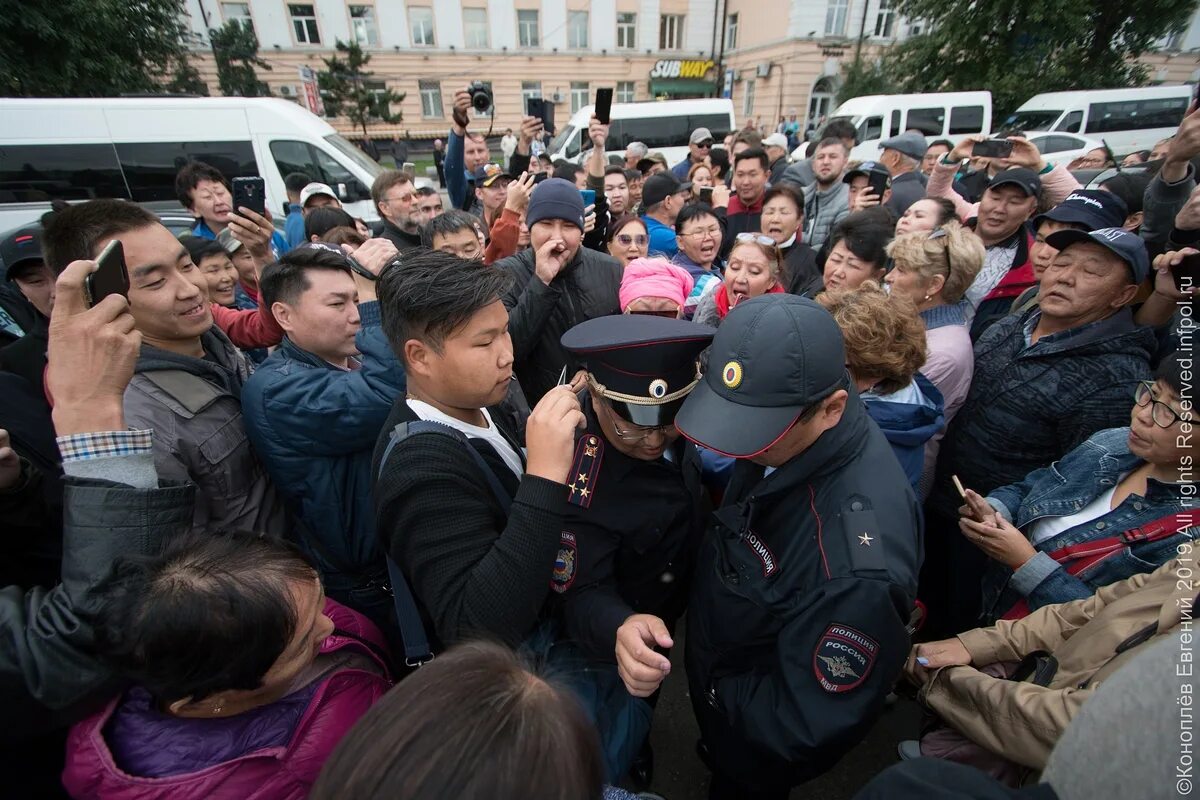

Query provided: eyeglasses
[927,227,953,275]
[680,227,721,239]
[598,397,672,442]
[735,233,779,248]
[1134,381,1185,428]
[616,234,648,246]
[694,141,713,149]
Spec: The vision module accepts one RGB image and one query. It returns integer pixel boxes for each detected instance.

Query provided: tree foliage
[166,53,209,96]
[318,40,405,138]
[838,57,898,105]
[210,21,271,97]
[882,0,1195,118]
[0,0,192,96]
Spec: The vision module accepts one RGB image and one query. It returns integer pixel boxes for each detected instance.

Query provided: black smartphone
[972,139,1014,159]
[232,176,266,217]
[594,88,614,125]
[699,186,714,204]
[531,172,550,185]
[1173,252,1200,292]
[86,239,130,307]
[867,171,890,198]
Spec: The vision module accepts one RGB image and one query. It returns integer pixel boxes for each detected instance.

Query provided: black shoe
[630,740,654,787]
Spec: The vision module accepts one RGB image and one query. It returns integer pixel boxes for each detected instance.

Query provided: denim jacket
[981,426,1196,621]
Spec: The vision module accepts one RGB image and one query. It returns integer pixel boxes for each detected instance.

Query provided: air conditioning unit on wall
[279,85,294,96]
[756,62,772,78]
[551,92,565,103]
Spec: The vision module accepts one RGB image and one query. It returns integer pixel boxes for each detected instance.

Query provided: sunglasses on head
[927,227,953,274]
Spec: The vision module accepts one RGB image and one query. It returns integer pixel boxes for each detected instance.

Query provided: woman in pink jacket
[62,532,393,800]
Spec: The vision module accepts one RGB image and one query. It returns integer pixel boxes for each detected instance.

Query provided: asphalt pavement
[626,620,923,800]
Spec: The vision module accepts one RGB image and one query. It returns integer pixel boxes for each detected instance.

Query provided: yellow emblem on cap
[722,360,743,389]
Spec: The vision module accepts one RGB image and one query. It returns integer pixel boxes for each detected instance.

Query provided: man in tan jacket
[905,556,1195,769]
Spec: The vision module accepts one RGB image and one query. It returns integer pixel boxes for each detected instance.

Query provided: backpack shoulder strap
[376,418,517,666]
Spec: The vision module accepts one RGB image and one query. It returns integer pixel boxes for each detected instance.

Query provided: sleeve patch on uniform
[813,624,879,693]
[551,532,578,593]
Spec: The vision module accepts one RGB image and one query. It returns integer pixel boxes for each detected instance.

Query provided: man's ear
[1111,282,1140,309]
[820,389,849,431]
[1125,212,1144,232]
[404,338,434,378]
[271,301,295,334]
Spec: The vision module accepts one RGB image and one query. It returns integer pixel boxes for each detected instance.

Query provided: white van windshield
[550,126,580,158]
[1000,110,1063,132]
[324,134,383,177]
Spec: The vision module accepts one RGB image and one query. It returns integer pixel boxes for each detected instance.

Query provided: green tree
[166,53,210,96]
[318,40,405,138]
[209,21,271,97]
[884,0,1195,119]
[838,57,898,104]
[0,0,191,96]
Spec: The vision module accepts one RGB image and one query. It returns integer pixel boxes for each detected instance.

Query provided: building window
[743,79,756,118]
[409,6,435,46]
[349,5,378,47]
[874,0,895,37]
[571,81,589,114]
[518,9,539,47]
[222,2,253,33]
[568,11,589,49]
[616,81,636,103]
[825,0,848,36]
[419,80,443,118]
[1164,30,1185,50]
[463,7,489,48]
[473,81,494,117]
[521,81,543,113]
[364,80,391,116]
[725,12,739,49]
[289,4,320,44]
[660,15,685,50]
[617,13,637,49]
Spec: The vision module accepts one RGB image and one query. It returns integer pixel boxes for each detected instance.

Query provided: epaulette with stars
[567,434,604,508]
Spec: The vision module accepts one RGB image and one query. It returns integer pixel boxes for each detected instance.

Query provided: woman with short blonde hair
[691,234,785,327]
[818,282,943,493]
[883,221,982,497]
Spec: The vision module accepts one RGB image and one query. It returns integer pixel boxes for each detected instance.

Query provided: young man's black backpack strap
[376,419,515,666]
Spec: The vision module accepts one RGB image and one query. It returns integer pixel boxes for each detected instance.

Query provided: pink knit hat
[619,258,695,311]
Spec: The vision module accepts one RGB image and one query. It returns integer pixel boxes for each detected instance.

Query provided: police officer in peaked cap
[552,313,715,782]
[656,294,922,799]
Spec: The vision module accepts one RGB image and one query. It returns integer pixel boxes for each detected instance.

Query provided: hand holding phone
[867,171,890,199]
[594,88,614,125]
[232,176,267,217]
[85,240,130,308]
[580,189,596,207]
[971,139,1014,160]
[699,186,714,204]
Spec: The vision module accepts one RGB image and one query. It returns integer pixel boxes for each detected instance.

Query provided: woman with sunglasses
[619,258,693,319]
[884,223,983,497]
[606,215,649,268]
[955,352,1196,624]
[691,233,785,327]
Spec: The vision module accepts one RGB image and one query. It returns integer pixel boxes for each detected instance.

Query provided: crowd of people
[0,81,1197,800]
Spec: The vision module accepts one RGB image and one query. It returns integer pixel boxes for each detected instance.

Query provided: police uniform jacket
[685,394,921,790]
[553,397,708,661]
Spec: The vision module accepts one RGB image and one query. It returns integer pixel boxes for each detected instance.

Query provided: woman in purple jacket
[63,532,393,800]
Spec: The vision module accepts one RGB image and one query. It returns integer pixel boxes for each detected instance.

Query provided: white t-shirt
[405,399,524,480]
[1027,482,1121,546]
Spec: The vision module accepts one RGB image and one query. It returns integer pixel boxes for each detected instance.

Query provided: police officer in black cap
[654,293,921,800]
[552,313,714,781]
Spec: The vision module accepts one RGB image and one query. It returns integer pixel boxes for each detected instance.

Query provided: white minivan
[0,97,386,232]
[822,91,993,162]
[998,86,1193,156]
[546,98,736,167]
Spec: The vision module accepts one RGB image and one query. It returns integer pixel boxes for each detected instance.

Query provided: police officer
[644,294,921,799]
[552,313,714,781]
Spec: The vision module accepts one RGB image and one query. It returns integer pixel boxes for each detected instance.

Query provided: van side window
[890,110,901,138]
[906,107,945,136]
[689,114,733,142]
[948,106,984,135]
[0,144,129,203]
[859,116,883,142]
[1057,110,1083,133]
[1086,97,1189,134]
[115,142,257,202]
[606,117,688,150]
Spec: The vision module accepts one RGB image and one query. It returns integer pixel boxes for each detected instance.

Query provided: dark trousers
[708,772,789,800]
[918,507,991,639]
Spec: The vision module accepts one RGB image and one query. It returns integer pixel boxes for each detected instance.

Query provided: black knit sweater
[371,399,566,650]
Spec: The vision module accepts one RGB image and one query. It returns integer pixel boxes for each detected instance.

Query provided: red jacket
[62,599,391,800]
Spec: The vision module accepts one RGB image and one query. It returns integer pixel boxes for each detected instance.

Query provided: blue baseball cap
[1045,227,1150,284]
[1034,189,1128,232]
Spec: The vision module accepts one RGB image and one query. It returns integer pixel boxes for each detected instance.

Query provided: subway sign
[649,59,716,79]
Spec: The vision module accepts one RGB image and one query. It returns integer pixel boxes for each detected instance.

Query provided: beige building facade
[180,0,1200,139]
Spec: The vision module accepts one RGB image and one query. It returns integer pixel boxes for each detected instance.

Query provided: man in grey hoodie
[785,137,850,251]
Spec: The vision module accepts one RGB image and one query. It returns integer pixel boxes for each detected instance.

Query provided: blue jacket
[863,373,945,495]
[980,426,1196,621]
[643,215,678,258]
[445,130,478,214]
[241,301,406,616]
[283,203,306,249]
[929,307,1155,517]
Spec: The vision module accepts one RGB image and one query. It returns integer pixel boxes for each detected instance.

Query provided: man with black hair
[422,210,486,260]
[603,165,631,216]
[723,148,770,254]
[242,239,405,629]
[372,249,585,649]
[41,199,288,536]
[786,137,850,251]
[625,168,645,214]
[283,171,311,248]
[0,224,53,384]
[174,161,289,256]
[641,173,692,259]
[412,186,443,227]
[371,169,422,252]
